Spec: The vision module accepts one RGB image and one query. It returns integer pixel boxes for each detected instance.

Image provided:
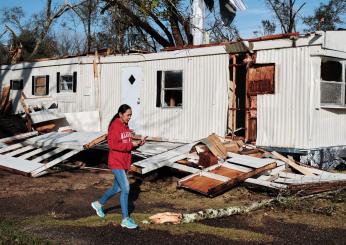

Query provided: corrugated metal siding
[99,53,229,142]
[0,63,96,114]
[310,56,346,148]
[256,47,314,149]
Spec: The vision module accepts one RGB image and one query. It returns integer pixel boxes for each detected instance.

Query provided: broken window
[321,60,342,82]
[10,79,23,90]
[320,58,345,107]
[32,76,49,96]
[156,70,183,108]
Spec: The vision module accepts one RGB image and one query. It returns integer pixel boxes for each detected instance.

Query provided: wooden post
[231,55,237,138]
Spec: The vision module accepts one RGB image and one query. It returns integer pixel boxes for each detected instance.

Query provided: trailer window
[34,76,48,96]
[60,75,73,92]
[156,70,183,108]
[320,58,345,107]
[10,79,23,90]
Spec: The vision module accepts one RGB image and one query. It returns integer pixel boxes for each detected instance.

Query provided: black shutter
[20,79,24,89]
[10,80,13,89]
[46,75,50,95]
[56,72,60,93]
[32,76,35,95]
[156,71,162,107]
[73,72,77,92]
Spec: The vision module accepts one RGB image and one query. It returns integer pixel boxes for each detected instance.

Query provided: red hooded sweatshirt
[107,118,134,170]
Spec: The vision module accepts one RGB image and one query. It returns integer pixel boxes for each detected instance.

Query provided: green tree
[303,0,346,32]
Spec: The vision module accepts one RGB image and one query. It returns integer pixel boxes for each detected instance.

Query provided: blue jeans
[99,169,129,219]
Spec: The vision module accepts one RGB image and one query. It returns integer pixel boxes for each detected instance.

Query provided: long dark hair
[108,104,132,129]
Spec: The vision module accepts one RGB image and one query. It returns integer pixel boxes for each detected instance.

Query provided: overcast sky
[0,0,343,39]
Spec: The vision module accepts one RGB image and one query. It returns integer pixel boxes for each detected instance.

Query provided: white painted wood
[226,155,276,168]
[134,142,196,173]
[264,165,286,176]
[274,177,346,184]
[136,141,184,156]
[30,109,65,124]
[0,143,24,154]
[18,146,54,159]
[5,145,36,157]
[31,149,80,176]
[200,172,230,182]
[0,131,38,143]
[31,148,66,162]
[221,162,252,173]
[25,131,105,150]
[170,163,200,174]
[278,172,346,182]
[245,178,288,189]
[0,154,44,173]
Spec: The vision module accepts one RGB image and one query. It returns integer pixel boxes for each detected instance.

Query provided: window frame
[34,76,48,96]
[158,70,183,109]
[320,57,346,108]
[59,74,74,93]
[10,79,23,90]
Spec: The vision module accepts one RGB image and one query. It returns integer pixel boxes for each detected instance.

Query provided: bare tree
[29,0,86,59]
[264,0,306,33]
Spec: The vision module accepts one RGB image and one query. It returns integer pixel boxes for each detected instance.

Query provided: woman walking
[91,104,145,229]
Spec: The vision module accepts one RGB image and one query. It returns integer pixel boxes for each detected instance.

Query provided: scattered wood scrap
[0,131,106,177]
[178,154,278,197]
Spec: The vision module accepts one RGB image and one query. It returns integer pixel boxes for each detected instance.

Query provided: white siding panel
[256,47,314,149]
[99,52,229,143]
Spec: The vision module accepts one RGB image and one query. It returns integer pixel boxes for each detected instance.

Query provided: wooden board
[133,142,196,174]
[25,131,106,150]
[0,154,44,174]
[178,161,277,197]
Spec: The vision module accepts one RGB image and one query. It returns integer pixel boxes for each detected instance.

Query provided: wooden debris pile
[0,86,12,115]
[0,131,106,177]
[132,133,346,197]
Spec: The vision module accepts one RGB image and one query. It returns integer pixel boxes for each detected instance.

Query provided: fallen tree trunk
[181,199,274,223]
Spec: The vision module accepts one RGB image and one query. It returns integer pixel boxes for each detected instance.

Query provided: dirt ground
[0,163,346,245]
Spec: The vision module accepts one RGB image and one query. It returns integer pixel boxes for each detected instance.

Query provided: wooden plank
[271,151,315,176]
[178,162,277,197]
[133,142,195,174]
[278,172,346,181]
[31,148,66,162]
[5,145,36,157]
[288,180,346,195]
[0,143,25,154]
[0,154,44,173]
[0,131,39,143]
[221,162,253,173]
[226,153,276,168]
[274,176,346,184]
[18,146,55,159]
[25,131,106,150]
[29,109,65,124]
[170,163,200,174]
[245,178,288,189]
[31,149,80,176]
[83,133,107,149]
[201,172,230,182]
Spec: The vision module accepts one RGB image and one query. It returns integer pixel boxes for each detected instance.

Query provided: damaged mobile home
[1,30,346,168]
